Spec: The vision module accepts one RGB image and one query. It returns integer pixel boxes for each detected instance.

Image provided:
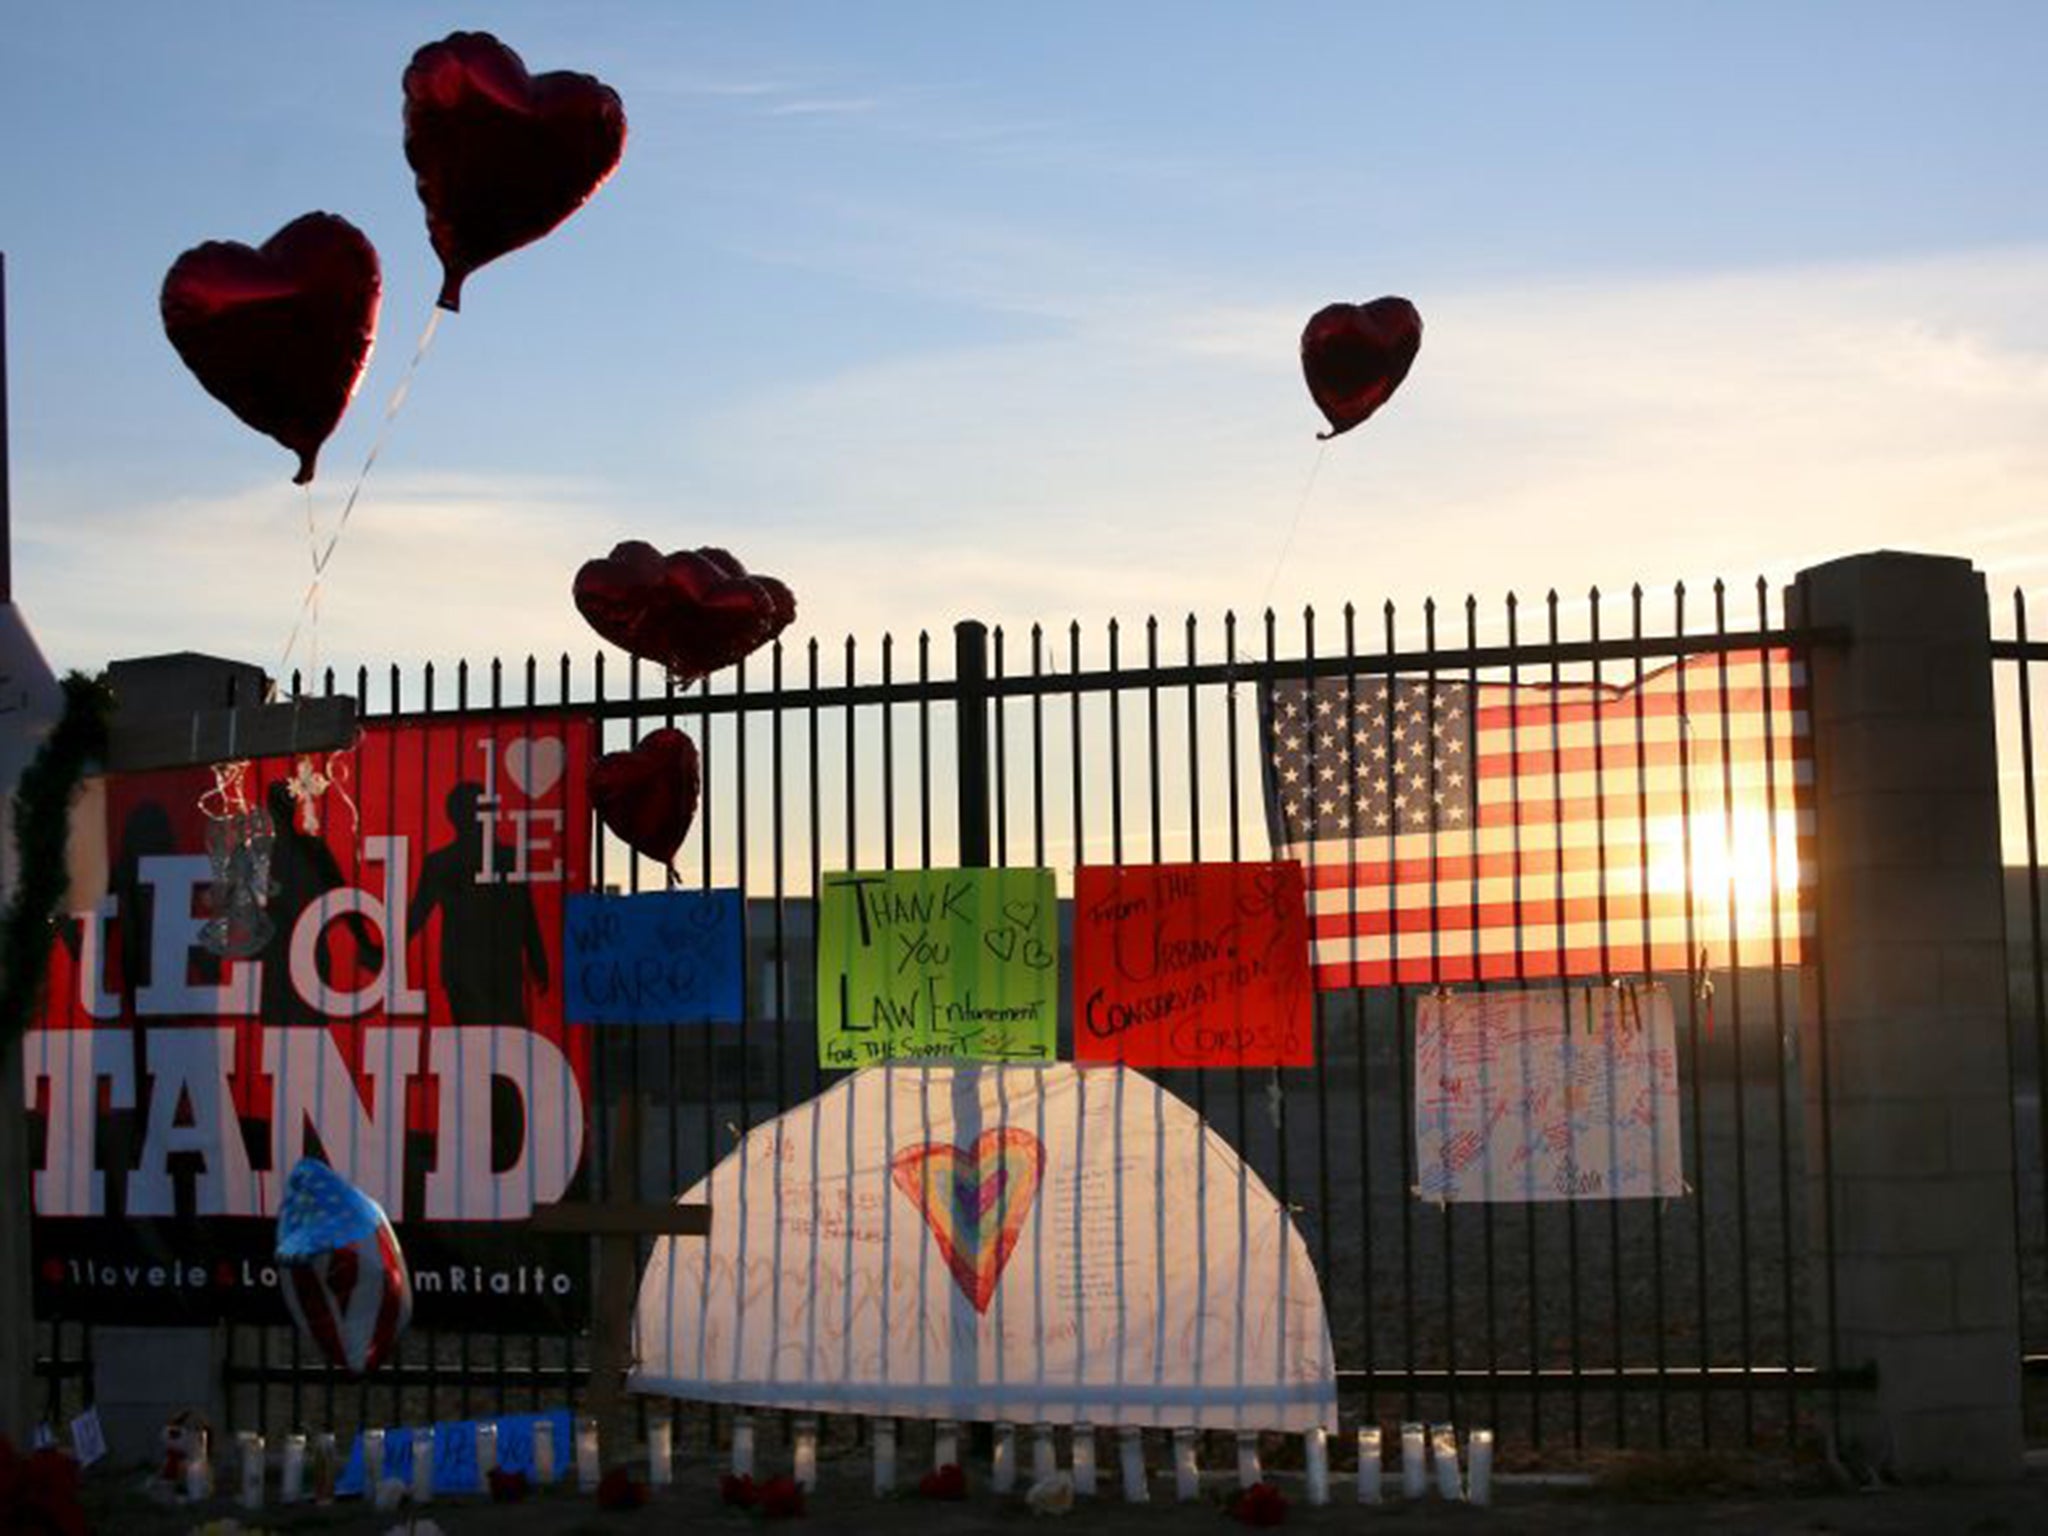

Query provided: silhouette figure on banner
[407,781,550,1024]
[109,800,182,1012]
[260,780,383,1026]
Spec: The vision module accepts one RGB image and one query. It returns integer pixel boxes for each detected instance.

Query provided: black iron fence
[1991,592,2048,1435]
[35,578,1864,1458]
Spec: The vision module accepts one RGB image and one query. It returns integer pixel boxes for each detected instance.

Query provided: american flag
[1262,649,1812,988]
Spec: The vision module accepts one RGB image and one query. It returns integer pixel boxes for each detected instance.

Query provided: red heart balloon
[590,728,700,869]
[1301,296,1422,440]
[403,31,626,311]
[572,542,796,684]
[160,213,382,484]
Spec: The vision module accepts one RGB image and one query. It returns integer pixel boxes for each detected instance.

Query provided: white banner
[630,1063,1337,1431]
[1415,984,1684,1202]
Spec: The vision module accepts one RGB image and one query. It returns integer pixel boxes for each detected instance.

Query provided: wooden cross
[528,1089,711,1470]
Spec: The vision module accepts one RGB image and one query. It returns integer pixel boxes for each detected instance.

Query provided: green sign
[817,867,1058,1067]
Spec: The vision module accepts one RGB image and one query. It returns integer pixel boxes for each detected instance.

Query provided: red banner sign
[1073,862,1313,1068]
[25,715,593,1328]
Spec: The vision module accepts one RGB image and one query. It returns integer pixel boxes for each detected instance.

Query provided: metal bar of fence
[1629,586,1666,1448]
[1334,1364,1875,1393]
[2008,595,2046,1369]
[342,627,1854,727]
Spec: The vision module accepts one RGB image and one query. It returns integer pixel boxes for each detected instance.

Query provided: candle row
[214,1412,1493,1510]
[219,1412,632,1509]
[726,1415,1493,1507]
[1361,1422,1495,1506]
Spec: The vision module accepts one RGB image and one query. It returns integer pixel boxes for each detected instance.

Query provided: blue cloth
[334,1407,574,1497]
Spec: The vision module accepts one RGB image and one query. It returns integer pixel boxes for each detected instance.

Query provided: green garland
[0,671,113,1045]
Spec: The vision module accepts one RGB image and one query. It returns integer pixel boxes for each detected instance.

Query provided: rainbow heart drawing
[890,1128,1046,1314]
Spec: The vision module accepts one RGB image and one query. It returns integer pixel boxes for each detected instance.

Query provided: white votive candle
[1356,1425,1382,1504]
[1172,1427,1200,1501]
[1431,1424,1461,1500]
[1305,1426,1330,1506]
[1235,1430,1262,1489]
[1467,1428,1494,1507]
[239,1432,265,1509]
[1399,1422,1426,1499]
[933,1419,959,1471]
[648,1415,673,1488]
[411,1427,435,1502]
[1032,1422,1057,1483]
[1070,1424,1097,1496]
[793,1416,819,1492]
[184,1452,210,1502]
[990,1421,1016,1492]
[281,1432,306,1503]
[362,1427,385,1486]
[576,1414,601,1492]
[871,1418,896,1495]
[476,1421,498,1480]
[314,1432,337,1504]
[533,1418,556,1485]
[1119,1427,1148,1503]
[731,1414,755,1478]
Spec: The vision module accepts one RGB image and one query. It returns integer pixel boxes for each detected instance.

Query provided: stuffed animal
[153,1409,212,1499]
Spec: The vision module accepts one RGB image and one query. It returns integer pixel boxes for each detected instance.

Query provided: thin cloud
[766,97,879,118]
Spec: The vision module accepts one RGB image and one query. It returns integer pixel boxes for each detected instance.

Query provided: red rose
[720,1471,760,1507]
[919,1462,967,1500]
[757,1473,806,1518]
[597,1465,650,1509]
[487,1466,531,1502]
[1231,1479,1290,1526]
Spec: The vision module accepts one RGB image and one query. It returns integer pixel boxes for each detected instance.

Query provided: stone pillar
[1792,550,2021,1481]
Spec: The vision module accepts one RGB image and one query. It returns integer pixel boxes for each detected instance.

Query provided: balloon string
[1222,441,1329,683]
[273,303,445,694]
[1256,439,1327,621]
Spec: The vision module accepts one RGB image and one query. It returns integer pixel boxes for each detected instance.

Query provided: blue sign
[565,889,745,1024]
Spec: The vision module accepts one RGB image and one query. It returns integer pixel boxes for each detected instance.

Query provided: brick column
[1792,551,2021,1481]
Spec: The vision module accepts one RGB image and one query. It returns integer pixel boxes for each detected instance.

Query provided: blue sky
[3,3,2045,678]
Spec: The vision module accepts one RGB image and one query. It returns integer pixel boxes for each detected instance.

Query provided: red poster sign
[1073,862,1314,1068]
[25,714,593,1328]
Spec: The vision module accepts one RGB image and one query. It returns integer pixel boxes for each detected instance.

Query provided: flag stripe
[1313,893,1807,937]
[1297,835,1820,889]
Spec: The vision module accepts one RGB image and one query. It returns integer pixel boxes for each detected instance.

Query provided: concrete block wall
[1793,551,2023,1482]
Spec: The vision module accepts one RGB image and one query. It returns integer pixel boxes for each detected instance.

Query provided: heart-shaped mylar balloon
[573,542,797,685]
[160,212,382,484]
[591,728,701,870]
[403,31,626,311]
[1300,296,1422,440]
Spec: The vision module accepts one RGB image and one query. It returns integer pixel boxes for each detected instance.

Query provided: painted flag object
[1262,650,1812,987]
[276,1159,413,1375]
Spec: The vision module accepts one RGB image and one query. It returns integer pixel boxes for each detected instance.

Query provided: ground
[79,1451,2048,1535]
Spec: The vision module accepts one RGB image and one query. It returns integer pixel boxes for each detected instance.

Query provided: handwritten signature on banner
[1414,984,1685,1203]
[816,868,1058,1066]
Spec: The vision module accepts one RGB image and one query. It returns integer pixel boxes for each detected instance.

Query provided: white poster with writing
[630,1063,1337,1431]
[1415,984,1684,1202]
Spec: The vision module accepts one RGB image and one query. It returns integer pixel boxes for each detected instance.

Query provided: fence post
[955,620,991,868]
[1791,550,2022,1481]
